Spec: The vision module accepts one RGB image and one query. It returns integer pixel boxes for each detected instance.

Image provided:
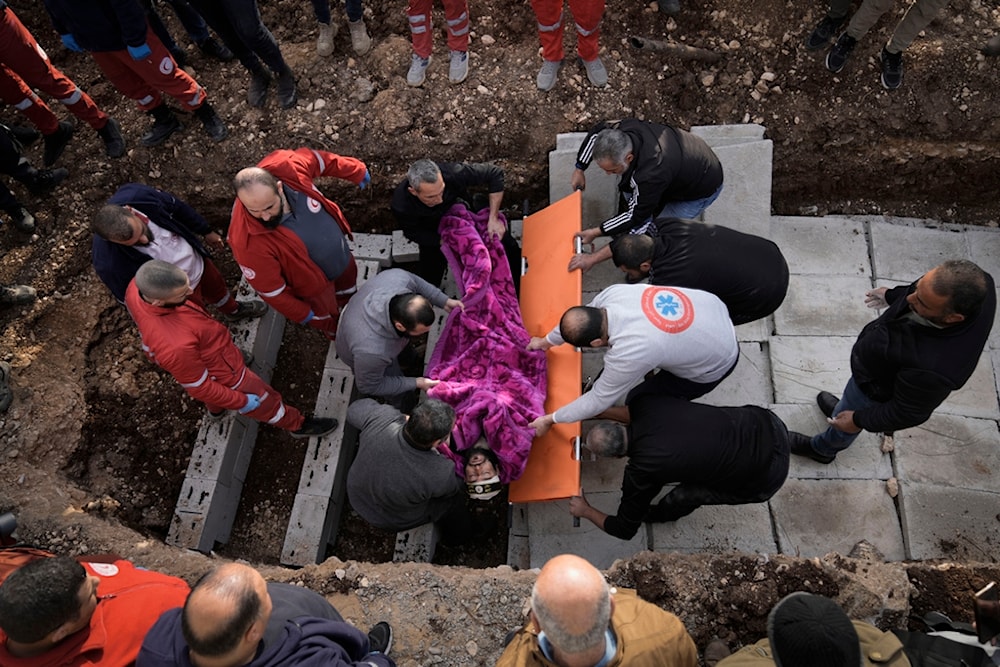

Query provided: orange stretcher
[509,191,582,503]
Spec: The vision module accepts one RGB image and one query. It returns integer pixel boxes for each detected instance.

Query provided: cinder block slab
[735,317,769,343]
[281,493,334,565]
[393,522,440,563]
[769,216,870,277]
[699,341,772,407]
[892,413,1000,492]
[935,353,999,419]
[701,140,772,239]
[965,229,1000,278]
[229,290,285,379]
[507,503,531,570]
[548,147,619,228]
[579,456,628,494]
[350,233,392,267]
[869,220,969,282]
[168,475,244,551]
[770,479,905,561]
[323,340,351,372]
[526,494,647,570]
[690,124,766,144]
[184,417,255,483]
[650,502,777,554]
[770,404,892,481]
[556,132,586,151]
[770,335,856,404]
[355,260,381,289]
[391,230,420,263]
[898,481,1000,560]
[773,274,875,337]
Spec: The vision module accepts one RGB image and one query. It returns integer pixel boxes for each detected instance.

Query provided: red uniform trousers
[530,0,604,62]
[406,0,470,58]
[207,365,305,431]
[0,7,109,134]
[304,255,358,339]
[192,258,240,315]
[89,28,206,112]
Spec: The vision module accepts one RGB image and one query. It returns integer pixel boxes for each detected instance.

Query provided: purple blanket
[426,205,547,483]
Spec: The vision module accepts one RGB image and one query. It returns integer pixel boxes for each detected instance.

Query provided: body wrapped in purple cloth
[426,205,546,483]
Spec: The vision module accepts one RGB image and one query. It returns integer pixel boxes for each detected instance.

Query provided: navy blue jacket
[92,183,212,303]
[43,0,149,52]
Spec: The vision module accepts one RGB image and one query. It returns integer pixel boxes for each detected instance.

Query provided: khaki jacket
[717,620,910,666]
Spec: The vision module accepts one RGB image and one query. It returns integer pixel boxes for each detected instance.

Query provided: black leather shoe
[97,117,126,158]
[42,120,74,166]
[816,391,840,418]
[291,416,338,439]
[789,431,835,464]
[141,111,182,147]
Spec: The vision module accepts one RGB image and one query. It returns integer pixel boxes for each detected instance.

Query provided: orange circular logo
[640,287,694,334]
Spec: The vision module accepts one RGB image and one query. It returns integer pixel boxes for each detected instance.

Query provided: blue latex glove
[300,310,315,324]
[61,34,83,52]
[238,394,262,414]
[127,43,152,60]
[359,170,370,190]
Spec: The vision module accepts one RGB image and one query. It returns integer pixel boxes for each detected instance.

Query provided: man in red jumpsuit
[229,147,369,341]
[0,555,189,667]
[405,0,470,86]
[530,0,607,91]
[0,1,124,165]
[125,260,338,437]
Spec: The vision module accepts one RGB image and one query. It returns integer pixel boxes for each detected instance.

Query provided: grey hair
[585,422,627,458]
[135,260,187,299]
[530,579,611,654]
[591,129,633,167]
[406,159,441,189]
[92,204,136,242]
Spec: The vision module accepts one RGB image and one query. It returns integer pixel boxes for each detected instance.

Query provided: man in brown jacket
[496,554,698,667]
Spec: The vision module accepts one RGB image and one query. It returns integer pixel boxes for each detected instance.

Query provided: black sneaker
[141,111,182,147]
[7,125,40,147]
[25,168,69,195]
[223,299,267,321]
[97,117,126,158]
[825,33,857,73]
[805,15,844,50]
[276,69,298,109]
[198,36,234,62]
[247,70,271,108]
[42,120,74,166]
[290,416,338,439]
[880,46,903,90]
[789,431,835,464]
[367,621,393,655]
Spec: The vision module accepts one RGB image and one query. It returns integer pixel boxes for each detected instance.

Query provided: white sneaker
[448,50,468,84]
[316,21,336,57]
[407,54,430,86]
[581,56,608,87]
[349,19,372,55]
[537,59,561,91]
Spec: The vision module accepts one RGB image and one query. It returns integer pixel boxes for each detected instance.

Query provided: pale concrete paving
[513,126,1000,569]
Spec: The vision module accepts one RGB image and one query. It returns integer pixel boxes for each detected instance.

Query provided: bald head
[232,167,278,195]
[559,306,606,348]
[182,563,271,667]
[531,555,612,661]
[135,260,188,300]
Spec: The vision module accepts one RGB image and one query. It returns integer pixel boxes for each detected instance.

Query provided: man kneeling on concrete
[496,554,698,666]
[138,562,394,667]
[346,398,475,543]
[569,393,790,540]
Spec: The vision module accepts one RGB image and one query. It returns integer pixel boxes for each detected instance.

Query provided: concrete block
[185,417,255,483]
[228,299,285,380]
[769,216,871,277]
[650,502,777,555]
[350,233,392,267]
[869,220,969,282]
[770,403,893,481]
[556,132,587,151]
[393,523,440,563]
[548,148,619,228]
[736,317,769,343]
[892,413,1000,492]
[526,494,647,570]
[770,479,905,561]
[168,476,243,551]
[690,124,766,144]
[579,456,628,494]
[323,340,351,372]
[936,353,999,420]
[965,229,1000,278]
[282,493,335,566]
[391,230,420,263]
[769,335,856,404]
[773,274,875,337]
[506,503,531,570]
[699,341,772,407]
[355,260,381,289]
[898,481,1000,560]
[701,140,772,239]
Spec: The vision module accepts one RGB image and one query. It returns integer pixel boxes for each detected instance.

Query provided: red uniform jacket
[125,280,251,411]
[0,559,189,667]
[228,148,366,324]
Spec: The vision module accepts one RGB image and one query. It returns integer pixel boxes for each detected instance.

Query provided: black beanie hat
[767,592,862,667]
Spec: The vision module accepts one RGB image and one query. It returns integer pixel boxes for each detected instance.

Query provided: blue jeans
[656,182,724,220]
[310,0,364,24]
[811,376,876,456]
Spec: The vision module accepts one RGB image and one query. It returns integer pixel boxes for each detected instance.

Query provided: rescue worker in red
[530,0,607,91]
[125,260,338,438]
[229,148,370,341]
[41,0,227,147]
[0,555,189,667]
[0,0,125,165]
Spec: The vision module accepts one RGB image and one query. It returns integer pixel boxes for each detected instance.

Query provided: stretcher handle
[573,437,582,527]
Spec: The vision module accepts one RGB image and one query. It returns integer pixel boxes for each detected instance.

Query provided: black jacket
[851,273,996,433]
[44,0,148,53]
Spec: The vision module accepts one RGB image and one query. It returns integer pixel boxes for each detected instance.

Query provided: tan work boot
[349,18,372,55]
[317,21,337,57]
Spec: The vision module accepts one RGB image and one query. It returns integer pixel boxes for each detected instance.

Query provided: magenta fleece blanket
[426,205,547,483]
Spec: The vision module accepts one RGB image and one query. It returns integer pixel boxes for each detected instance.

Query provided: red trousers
[406,0,469,58]
[303,255,358,339]
[89,28,206,112]
[530,0,604,62]
[208,365,305,431]
[191,258,239,315]
[0,7,108,133]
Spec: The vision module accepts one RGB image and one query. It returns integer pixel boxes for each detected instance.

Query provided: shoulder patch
[307,197,322,214]
[88,562,120,577]
[239,265,256,280]
[641,286,694,334]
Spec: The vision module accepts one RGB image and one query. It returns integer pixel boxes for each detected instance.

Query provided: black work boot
[275,67,297,109]
[96,117,126,158]
[12,160,69,196]
[141,104,182,147]
[42,120,74,166]
[194,102,228,142]
[198,36,234,62]
[247,68,271,108]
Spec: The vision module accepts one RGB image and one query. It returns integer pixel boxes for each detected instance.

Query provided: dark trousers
[627,354,739,403]
[0,126,27,214]
[185,0,288,74]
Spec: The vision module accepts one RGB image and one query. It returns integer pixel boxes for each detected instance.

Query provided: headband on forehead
[467,475,502,500]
